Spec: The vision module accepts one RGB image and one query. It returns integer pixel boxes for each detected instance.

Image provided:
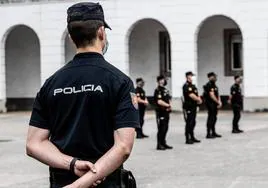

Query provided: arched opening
[5,25,41,111]
[196,15,243,109]
[128,18,172,96]
[64,31,76,63]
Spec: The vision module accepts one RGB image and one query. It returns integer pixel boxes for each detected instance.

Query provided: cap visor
[104,21,112,30]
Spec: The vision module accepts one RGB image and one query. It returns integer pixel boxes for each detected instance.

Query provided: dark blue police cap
[67,2,111,30]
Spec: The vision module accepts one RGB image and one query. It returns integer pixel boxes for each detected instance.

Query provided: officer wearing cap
[135,78,149,139]
[203,72,222,139]
[26,2,139,188]
[154,75,173,150]
[228,75,244,133]
[182,71,202,144]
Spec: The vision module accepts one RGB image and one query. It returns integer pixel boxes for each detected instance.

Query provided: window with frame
[224,29,243,76]
[159,31,171,77]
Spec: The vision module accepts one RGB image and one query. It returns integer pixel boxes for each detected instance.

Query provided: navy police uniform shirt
[230,83,243,106]
[154,86,171,111]
[205,81,219,104]
[29,52,140,160]
[183,82,199,109]
[136,87,146,108]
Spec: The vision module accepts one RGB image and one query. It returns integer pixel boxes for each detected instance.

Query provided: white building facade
[0,0,268,112]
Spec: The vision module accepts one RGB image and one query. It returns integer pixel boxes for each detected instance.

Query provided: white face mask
[102,39,109,55]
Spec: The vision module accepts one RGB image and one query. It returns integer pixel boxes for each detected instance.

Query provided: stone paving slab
[0,111,267,188]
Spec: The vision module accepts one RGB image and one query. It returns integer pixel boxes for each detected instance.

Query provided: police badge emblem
[130,92,138,109]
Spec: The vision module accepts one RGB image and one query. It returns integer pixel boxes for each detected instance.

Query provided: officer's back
[44,53,132,159]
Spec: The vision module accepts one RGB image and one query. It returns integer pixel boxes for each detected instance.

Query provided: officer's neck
[76,45,103,55]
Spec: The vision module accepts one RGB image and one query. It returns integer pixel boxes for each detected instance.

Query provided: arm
[157,99,170,108]
[209,91,220,104]
[137,97,149,105]
[26,126,72,170]
[26,126,96,176]
[189,93,202,104]
[66,127,136,188]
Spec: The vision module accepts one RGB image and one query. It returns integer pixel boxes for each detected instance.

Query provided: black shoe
[163,144,173,149]
[136,134,143,139]
[192,138,201,143]
[237,129,244,133]
[232,130,240,134]
[212,133,222,138]
[157,145,166,150]
[185,140,194,144]
[142,134,149,138]
[206,134,215,139]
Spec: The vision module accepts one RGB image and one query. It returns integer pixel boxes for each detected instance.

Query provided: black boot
[156,145,166,150]
[192,138,201,143]
[212,133,222,138]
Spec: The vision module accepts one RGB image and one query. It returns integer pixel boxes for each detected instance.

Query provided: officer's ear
[97,26,105,41]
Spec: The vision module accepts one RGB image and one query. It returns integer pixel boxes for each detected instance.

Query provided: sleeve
[114,79,140,130]
[155,89,162,100]
[208,84,214,92]
[185,85,194,96]
[29,91,50,130]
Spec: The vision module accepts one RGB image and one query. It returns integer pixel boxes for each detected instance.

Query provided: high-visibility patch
[137,93,140,97]
[188,87,192,91]
[158,95,162,98]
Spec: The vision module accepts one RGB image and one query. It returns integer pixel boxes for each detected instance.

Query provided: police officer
[26,2,139,188]
[228,75,244,133]
[204,72,222,139]
[135,78,149,138]
[182,71,202,144]
[154,75,173,150]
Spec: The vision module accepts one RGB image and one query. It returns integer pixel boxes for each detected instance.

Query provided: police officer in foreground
[228,75,244,133]
[26,2,139,188]
[182,71,202,144]
[204,72,222,139]
[154,75,173,150]
[135,78,149,138]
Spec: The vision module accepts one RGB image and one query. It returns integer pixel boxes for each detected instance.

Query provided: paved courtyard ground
[0,111,268,188]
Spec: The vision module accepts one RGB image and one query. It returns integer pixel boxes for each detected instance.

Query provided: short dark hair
[67,20,104,48]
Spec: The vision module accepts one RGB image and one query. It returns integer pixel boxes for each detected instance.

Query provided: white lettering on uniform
[94,85,103,93]
[53,84,103,96]
[83,85,93,91]
[54,88,63,96]
[73,86,82,94]
[64,87,73,94]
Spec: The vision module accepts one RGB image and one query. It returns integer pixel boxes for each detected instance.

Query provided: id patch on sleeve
[130,92,138,109]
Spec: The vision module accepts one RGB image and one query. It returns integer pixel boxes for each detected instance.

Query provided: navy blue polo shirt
[29,52,140,159]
